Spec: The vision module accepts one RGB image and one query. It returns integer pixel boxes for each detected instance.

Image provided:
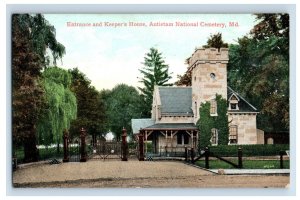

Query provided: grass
[195,159,290,169]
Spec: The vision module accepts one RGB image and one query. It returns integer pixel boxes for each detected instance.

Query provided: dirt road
[13,160,289,188]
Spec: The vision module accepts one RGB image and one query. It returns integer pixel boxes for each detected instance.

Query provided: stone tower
[187,48,229,123]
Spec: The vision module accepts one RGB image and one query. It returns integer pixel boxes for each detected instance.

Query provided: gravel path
[13,160,289,188]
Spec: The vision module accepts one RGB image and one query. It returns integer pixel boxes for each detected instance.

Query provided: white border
[2,2,298,198]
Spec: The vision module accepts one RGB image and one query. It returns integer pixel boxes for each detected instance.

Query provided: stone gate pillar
[121,128,128,161]
[80,127,87,162]
[63,129,69,162]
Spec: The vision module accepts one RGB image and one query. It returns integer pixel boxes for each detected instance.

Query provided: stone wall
[228,113,258,144]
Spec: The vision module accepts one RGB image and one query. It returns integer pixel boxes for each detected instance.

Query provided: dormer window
[229,94,239,111]
[230,103,237,110]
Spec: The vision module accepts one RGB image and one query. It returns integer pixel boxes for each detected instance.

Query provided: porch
[140,123,199,158]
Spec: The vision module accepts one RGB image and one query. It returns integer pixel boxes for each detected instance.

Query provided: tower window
[210,73,216,80]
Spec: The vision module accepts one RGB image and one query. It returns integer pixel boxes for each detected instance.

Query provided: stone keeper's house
[132,48,264,154]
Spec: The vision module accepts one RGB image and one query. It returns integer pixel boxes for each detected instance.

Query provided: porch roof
[143,123,198,131]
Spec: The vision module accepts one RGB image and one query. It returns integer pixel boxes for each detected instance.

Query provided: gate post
[122,128,128,161]
[191,147,195,164]
[280,150,284,169]
[184,146,188,161]
[80,128,87,162]
[205,147,209,169]
[238,147,243,169]
[138,130,144,161]
[63,129,69,162]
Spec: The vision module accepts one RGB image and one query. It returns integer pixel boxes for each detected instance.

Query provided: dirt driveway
[13,160,289,188]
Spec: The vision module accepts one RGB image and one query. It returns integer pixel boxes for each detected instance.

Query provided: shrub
[207,144,289,157]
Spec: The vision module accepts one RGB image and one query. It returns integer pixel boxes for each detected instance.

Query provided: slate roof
[144,123,198,130]
[131,118,155,134]
[227,86,258,113]
[158,87,193,116]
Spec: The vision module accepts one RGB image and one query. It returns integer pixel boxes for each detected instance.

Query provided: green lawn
[195,159,290,169]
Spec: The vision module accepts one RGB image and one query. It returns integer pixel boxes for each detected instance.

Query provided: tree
[104,84,143,140]
[202,32,228,49]
[68,68,107,140]
[138,48,173,117]
[228,14,289,131]
[197,95,229,149]
[12,14,65,162]
[175,33,228,86]
[27,14,66,66]
[37,67,77,152]
[12,15,43,162]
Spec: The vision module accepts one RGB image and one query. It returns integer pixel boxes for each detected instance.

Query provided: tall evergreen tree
[138,48,172,117]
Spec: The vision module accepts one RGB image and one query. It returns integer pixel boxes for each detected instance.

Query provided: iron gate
[88,140,122,160]
[68,137,81,162]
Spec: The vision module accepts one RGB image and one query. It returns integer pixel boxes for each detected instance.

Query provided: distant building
[132,48,264,154]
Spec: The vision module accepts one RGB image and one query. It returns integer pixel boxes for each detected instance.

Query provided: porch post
[80,127,87,162]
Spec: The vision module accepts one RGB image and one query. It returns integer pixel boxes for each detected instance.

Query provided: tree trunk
[23,134,38,163]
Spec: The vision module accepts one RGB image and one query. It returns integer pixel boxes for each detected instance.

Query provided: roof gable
[227,86,258,113]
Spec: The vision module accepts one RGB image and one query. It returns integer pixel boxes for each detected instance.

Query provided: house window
[229,94,239,110]
[211,128,218,145]
[177,133,189,145]
[230,103,237,110]
[210,99,217,115]
[229,125,238,144]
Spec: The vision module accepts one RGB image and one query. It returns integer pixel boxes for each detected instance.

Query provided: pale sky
[44,14,256,91]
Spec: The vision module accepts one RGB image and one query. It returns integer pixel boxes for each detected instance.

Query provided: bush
[206,144,289,157]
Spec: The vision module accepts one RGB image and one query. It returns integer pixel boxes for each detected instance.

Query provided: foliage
[209,144,289,157]
[196,159,289,169]
[37,67,77,146]
[138,47,173,117]
[202,32,229,49]
[197,95,229,149]
[228,14,289,131]
[12,15,42,162]
[18,14,66,66]
[174,70,192,86]
[12,14,66,163]
[175,32,228,86]
[103,84,144,140]
[68,68,107,138]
